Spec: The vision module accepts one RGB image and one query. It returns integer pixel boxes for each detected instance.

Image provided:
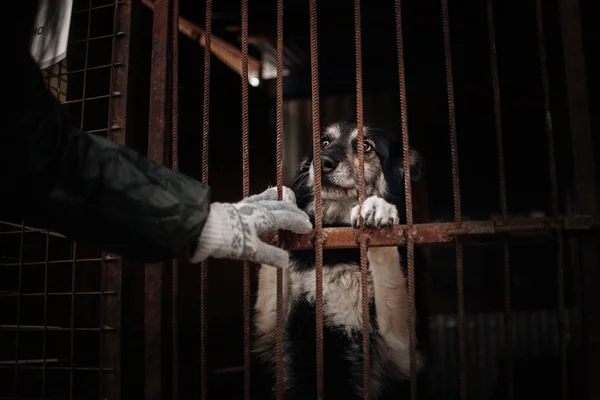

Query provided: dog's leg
[351,196,422,377]
[369,246,422,377]
[254,264,289,353]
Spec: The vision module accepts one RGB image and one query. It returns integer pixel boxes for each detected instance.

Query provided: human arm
[3,55,311,266]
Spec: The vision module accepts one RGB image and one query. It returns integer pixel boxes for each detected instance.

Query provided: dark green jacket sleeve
[2,55,211,263]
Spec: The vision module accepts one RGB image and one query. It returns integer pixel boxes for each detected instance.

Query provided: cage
[1,0,598,399]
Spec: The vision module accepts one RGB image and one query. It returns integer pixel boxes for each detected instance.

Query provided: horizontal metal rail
[279,216,598,250]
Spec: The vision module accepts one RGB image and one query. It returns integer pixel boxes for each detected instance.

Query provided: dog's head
[292,121,423,212]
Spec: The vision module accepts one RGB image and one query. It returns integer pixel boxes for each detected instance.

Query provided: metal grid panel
[141,0,598,400]
[0,0,132,398]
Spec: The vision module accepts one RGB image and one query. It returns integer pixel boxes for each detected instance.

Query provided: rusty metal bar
[275,0,286,397]
[308,0,325,397]
[72,2,126,14]
[12,221,24,399]
[79,0,94,134]
[69,32,125,45]
[485,0,513,398]
[533,1,568,398]
[62,93,116,105]
[200,0,212,398]
[0,292,116,297]
[0,366,115,371]
[0,325,114,331]
[100,0,130,398]
[69,4,93,393]
[394,0,417,398]
[171,0,180,396]
[353,1,370,398]
[442,2,467,396]
[43,63,123,78]
[241,0,252,398]
[142,0,260,77]
[146,0,170,398]
[280,217,598,250]
[0,258,105,267]
[556,1,600,399]
[41,231,50,398]
[69,243,77,399]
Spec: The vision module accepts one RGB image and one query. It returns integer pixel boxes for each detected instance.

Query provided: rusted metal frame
[100,0,133,398]
[275,0,286,398]
[485,0,513,397]
[200,0,212,398]
[308,0,325,397]
[394,1,418,398]
[141,0,260,77]
[353,1,371,398]
[241,0,252,398]
[146,0,171,398]
[556,1,599,399]
[533,1,568,398]
[12,221,24,399]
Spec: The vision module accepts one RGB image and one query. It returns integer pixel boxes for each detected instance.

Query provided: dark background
[1,0,598,399]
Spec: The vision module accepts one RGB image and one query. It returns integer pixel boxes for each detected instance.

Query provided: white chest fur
[289,264,374,333]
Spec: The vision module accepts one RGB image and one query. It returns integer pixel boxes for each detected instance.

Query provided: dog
[252,121,429,399]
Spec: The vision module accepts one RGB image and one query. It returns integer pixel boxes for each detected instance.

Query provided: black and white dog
[252,121,429,399]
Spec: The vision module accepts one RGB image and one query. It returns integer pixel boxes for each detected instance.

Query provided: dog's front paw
[281,186,296,204]
[351,196,400,228]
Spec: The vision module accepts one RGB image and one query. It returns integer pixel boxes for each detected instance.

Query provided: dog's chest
[289,264,374,331]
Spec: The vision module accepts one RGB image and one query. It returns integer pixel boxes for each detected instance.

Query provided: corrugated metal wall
[427,308,581,400]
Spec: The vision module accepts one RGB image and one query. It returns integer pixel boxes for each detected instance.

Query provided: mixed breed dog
[251,121,429,399]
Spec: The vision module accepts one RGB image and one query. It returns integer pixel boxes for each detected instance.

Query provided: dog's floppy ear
[391,143,423,182]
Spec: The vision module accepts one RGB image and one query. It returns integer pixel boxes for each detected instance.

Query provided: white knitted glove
[190,187,311,268]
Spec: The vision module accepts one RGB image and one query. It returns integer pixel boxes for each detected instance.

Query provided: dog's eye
[364,142,372,152]
[321,140,330,149]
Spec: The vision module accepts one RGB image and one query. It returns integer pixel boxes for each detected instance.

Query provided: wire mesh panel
[0,0,133,398]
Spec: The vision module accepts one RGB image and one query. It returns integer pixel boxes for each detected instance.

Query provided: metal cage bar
[308,0,325,397]
[145,0,170,398]
[439,1,467,399]
[241,0,252,398]
[171,0,181,396]
[12,221,24,398]
[394,0,418,398]
[556,1,599,399]
[275,0,286,398]
[533,1,568,399]
[353,1,371,399]
[485,1,513,398]
[100,0,132,398]
[200,0,212,398]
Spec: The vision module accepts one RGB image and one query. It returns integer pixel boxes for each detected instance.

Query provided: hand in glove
[190,186,312,268]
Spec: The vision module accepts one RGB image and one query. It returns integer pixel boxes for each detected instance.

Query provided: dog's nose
[322,156,337,174]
